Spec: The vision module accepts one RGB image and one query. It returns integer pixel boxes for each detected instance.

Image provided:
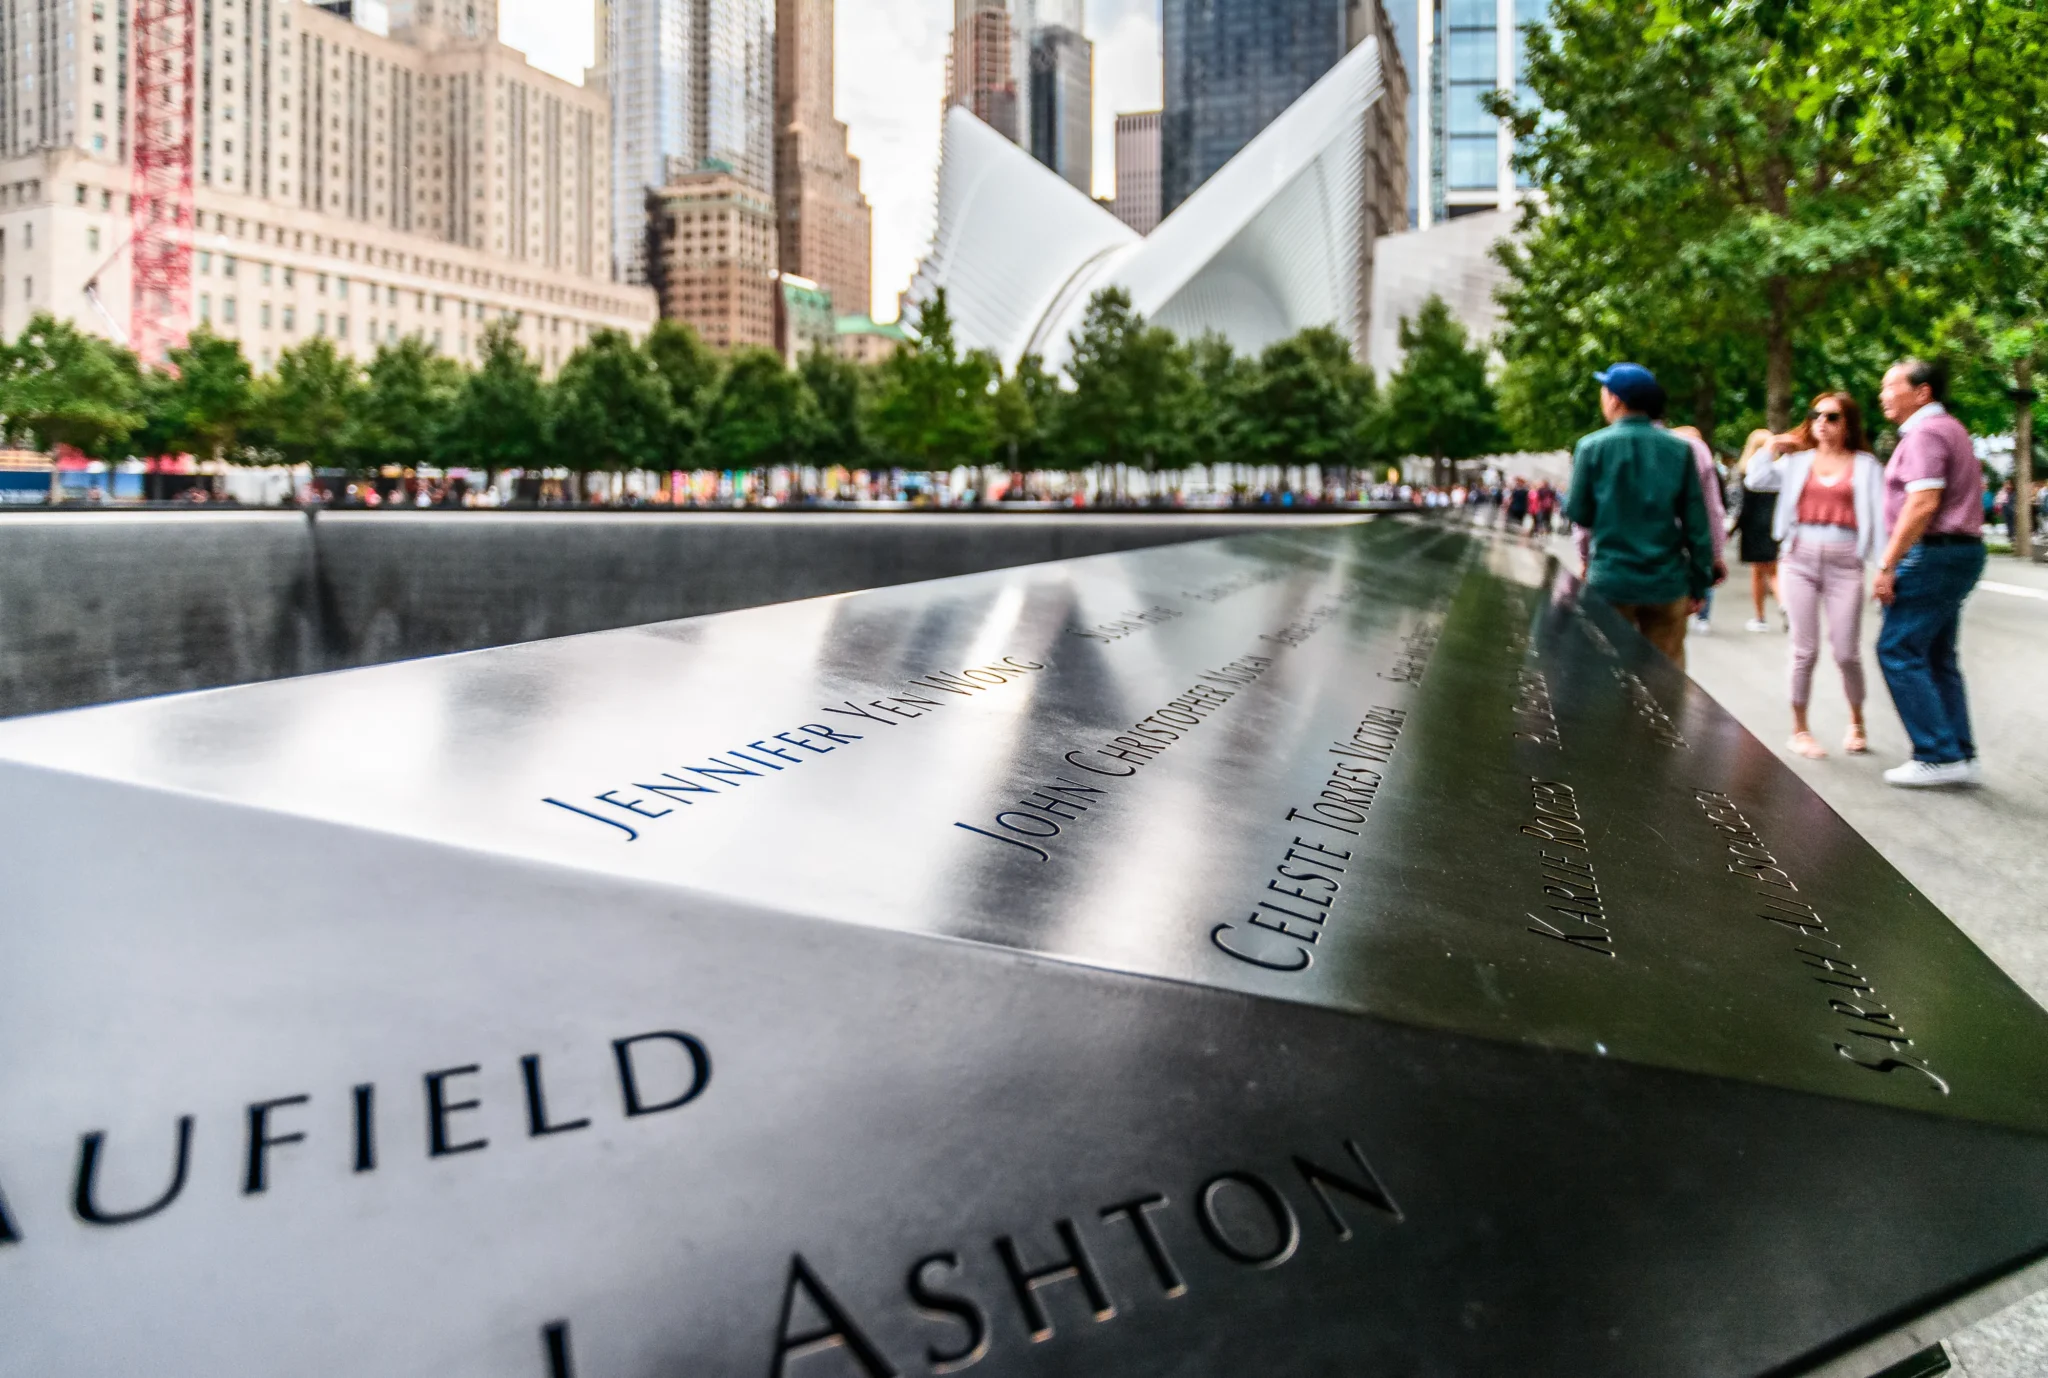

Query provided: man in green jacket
[1564,364,1716,668]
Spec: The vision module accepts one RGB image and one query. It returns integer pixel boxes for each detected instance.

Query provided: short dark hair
[1896,357,1950,403]
[1639,382,1670,420]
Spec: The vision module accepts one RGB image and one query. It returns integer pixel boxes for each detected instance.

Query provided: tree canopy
[866,290,996,469]
[1386,296,1504,480]
[0,313,143,458]
[1493,0,2048,443]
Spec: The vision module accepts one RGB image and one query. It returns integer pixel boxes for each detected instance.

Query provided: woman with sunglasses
[1752,393,1888,758]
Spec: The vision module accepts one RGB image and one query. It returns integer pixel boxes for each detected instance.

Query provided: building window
[261,303,272,328]
[223,296,237,323]
[222,254,238,278]
[338,315,349,340]
[316,313,328,336]
[283,306,295,332]
[87,226,99,252]
[198,293,211,322]
[199,251,212,273]
[1443,0,1502,192]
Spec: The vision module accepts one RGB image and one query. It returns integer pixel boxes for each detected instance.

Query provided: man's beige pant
[1610,597,1693,669]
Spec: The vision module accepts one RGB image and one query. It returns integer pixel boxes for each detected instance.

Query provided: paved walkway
[1684,553,2048,1378]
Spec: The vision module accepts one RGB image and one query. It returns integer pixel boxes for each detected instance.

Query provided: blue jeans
[1877,542,1986,764]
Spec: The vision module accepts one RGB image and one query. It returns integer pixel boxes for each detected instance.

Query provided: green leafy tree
[139,327,257,467]
[1237,327,1382,471]
[1056,288,1198,471]
[1007,353,1064,471]
[645,319,722,458]
[866,290,995,468]
[1182,334,1252,467]
[250,336,362,471]
[799,346,870,468]
[1385,296,1504,485]
[551,328,675,493]
[1492,0,2048,432]
[349,337,465,474]
[0,312,144,459]
[702,347,826,470]
[988,358,1042,472]
[440,319,551,483]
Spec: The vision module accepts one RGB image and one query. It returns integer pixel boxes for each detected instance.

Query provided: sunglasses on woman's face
[1810,410,1843,423]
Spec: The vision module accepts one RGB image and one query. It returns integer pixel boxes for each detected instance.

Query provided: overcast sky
[498,0,1163,321]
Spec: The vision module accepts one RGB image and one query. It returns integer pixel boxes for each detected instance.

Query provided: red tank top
[1796,468,1857,529]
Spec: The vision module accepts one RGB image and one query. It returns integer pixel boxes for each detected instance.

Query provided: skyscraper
[948,0,1021,141]
[0,0,651,370]
[774,0,872,320]
[949,0,1092,188]
[1160,0,1409,226]
[1028,23,1092,194]
[1162,0,1349,215]
[600,0,775,285]
[1112,111,1162,235]
[1413,0,1543,226]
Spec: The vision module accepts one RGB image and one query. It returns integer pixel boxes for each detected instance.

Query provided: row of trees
[0,288,1506,488]
[1492,0,2048,457]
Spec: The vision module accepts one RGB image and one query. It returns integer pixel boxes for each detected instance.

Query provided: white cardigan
[1754,450,1888,564]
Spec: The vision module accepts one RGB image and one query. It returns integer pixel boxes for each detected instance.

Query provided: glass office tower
[1413,0,1543,226]
[1161,0,1351,216]
[1029,23,1093,194]
[603,0,774,284]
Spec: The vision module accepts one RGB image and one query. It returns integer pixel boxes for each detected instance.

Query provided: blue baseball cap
[1595,363,1659,408]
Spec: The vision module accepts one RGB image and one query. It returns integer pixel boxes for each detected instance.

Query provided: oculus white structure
[908,36,1391,371]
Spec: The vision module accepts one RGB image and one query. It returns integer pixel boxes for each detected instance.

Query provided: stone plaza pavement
[1684,553,2048,1377]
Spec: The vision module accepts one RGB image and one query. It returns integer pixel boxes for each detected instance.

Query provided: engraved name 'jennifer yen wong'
[539,658,1049,842]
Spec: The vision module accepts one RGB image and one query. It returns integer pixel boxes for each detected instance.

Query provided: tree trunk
[1693,370,1719,450]
[1765,279,1794,433]
[2017,355,2036,563]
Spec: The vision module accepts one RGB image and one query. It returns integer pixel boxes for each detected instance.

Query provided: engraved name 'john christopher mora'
[0,1029,711,1247]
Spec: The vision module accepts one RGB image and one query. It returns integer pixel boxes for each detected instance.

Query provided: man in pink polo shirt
[1873,359,1987,788]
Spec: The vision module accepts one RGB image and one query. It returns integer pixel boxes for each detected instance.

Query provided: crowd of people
[1565,358,1995,790]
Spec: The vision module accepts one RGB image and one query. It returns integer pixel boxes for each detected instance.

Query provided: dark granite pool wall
[0,510,1386,716]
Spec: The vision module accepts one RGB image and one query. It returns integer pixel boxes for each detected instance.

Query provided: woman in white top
[1736,429,1784,630]
[1750,392,1888,758]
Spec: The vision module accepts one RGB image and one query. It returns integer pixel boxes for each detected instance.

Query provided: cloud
[500,0,593,84]
[1086,0,1161,201]
[837,0,951,320]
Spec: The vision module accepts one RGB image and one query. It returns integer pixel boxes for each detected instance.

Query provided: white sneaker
[1883,760,1976,789]
[1964,758,1984,785]
[1745,618,1770,632]
[1691,617,1712,635]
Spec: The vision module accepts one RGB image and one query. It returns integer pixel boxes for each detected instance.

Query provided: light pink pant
[1781,534,1866,709]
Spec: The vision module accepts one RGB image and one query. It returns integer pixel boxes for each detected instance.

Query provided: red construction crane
[129,0,196,366]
